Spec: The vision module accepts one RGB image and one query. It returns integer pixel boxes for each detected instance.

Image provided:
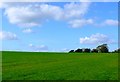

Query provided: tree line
[69,44,120,53]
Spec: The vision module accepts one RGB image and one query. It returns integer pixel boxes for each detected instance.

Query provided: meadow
[2,51,118,80]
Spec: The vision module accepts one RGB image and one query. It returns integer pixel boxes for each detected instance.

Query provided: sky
[0,2,118,52]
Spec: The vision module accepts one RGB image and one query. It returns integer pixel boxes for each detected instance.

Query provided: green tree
[96,44,109,53]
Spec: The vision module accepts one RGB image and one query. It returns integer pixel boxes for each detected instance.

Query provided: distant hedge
[69,44,119,53]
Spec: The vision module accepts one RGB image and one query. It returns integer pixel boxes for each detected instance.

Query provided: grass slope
[2,51,118,80]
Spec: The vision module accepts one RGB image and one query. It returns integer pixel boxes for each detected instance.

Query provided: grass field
[2,51,118,80]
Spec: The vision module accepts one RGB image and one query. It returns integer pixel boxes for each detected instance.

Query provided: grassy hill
[2,51,118,80]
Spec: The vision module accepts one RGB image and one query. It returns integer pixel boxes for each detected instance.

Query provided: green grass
[0,51,2,81]
[2,51,118,80]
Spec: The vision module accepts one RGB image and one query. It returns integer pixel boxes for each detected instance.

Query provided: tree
[82,48,91,53]
[96,44,109,53]
[118,48,120,53]
[75,48,82,53]
[91,49,98,53]
[69,50,74,53]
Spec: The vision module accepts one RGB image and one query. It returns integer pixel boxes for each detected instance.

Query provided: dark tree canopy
[91,49,98,53]
[82,48,91,53]
[75,49,82,53]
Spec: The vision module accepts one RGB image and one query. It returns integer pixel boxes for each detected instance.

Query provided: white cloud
[63,2,90,19]
[80,33,115,44]
[0,2,3,8]
[0,31,17,40]
[22,28,33,33]
[3,2,91,28]
[103,19,118,26]
[68,19,93,28]
[3,3,62,27]
[29,44,48,52]
[89,19,118,27]
[1,2,118,37]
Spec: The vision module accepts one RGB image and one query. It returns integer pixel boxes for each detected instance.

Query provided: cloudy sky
[0,2,118,52]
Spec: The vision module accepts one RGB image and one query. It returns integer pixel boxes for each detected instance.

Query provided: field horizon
[2,51,118,80]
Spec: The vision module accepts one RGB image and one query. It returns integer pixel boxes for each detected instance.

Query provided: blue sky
[0,2,118,52]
